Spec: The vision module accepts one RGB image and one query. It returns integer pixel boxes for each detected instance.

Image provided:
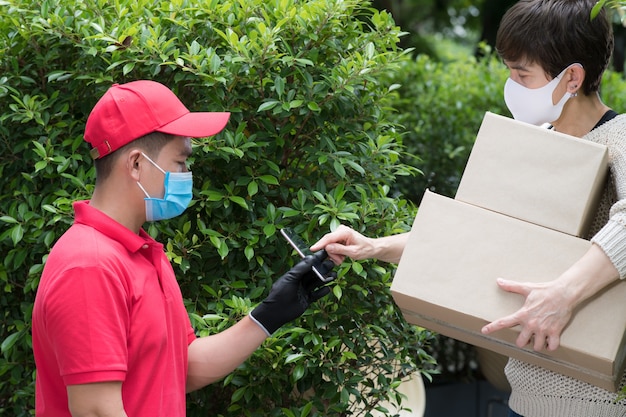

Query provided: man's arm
[186,316,267,392]
[67,381,127,417]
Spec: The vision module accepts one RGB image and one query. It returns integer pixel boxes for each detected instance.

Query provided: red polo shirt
[32,201,196,417]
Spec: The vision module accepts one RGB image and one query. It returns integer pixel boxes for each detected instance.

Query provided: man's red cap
[84,80,230,159]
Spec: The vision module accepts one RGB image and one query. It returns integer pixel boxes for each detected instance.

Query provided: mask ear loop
[140,152,166,175]
[136,181,151,198]
[136,152,167,198]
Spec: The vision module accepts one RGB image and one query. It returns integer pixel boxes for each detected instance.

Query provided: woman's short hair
[496,0,613,95]
[94,131,174,184]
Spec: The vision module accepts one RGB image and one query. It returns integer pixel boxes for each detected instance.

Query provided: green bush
[0,0,436,415]
[389,53,510,203]
[600,69,626,113]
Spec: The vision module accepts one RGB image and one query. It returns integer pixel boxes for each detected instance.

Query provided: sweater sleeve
[588,115,626,278]
[591,203,626,278]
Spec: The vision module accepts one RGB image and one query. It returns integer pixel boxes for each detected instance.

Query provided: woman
[312,1,626,415]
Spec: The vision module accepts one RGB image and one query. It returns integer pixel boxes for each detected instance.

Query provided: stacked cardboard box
[390,112,626,391]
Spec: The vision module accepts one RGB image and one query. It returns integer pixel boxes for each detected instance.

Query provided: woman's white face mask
[503,64,579,126]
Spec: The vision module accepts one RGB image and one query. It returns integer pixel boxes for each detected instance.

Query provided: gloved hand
[250,250,336,335]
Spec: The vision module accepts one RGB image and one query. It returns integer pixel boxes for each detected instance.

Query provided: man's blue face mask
[136,152,193,222]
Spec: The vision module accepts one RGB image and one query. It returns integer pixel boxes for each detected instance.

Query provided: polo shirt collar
[72,200,161,253]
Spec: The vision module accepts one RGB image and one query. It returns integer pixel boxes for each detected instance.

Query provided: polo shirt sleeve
[43,265,130,386]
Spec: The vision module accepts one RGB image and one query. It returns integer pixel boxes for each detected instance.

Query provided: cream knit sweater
[506,114,626,417]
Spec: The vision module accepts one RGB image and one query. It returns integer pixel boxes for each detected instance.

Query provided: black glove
[250,250,336,335]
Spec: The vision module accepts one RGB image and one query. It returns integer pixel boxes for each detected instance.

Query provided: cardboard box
[455,112,608,237]
[391,191,626,391]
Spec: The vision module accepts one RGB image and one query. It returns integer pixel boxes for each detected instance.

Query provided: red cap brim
[157,111,231,138]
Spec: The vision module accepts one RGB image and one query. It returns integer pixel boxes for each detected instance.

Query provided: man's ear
[127,149,143,182]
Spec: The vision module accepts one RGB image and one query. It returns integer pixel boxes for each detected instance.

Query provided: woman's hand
[482,244,619,351]
[311,225,409,264]
[481,278,575,351]
[310,225,375,264]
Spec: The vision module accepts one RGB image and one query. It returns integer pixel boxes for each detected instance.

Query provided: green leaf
[300,402,313,417]
[10,224,24,246]
[281,409,296,417]
[247,180,258,196]
[1,332,21,354]
[591,0,607,19]
[202,314,223,321]
[307,101,320,111]
[32,140,47,158]
[263,223,276,237]
[48,71,72,82]
[209,235,222,249]
[205,190,224,201]
[344,160,365,175]
[43,231,56,247]
[292,363,305,382]
[244,245,254,261]
[122,62,135,75]
[259,175,279,185]
[285,353,305,364]
[332,284,342,300]
[35,160,48,172]
[189,40,201,55]
[0,216,18,224]
[294,58,314,67]
[289,99,303,109]
[209,53,221,72]
[217,242,229,259]
[274,75,285,98]
[333,160,346,178]
[231,386,247,402]
[351,261,363,275]
[228,196,249,209]
[340,387,350,404]
[41,204,57,214]
[257,101,280,112]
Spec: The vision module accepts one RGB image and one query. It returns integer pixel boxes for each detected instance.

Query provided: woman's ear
[567,63,585,95]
